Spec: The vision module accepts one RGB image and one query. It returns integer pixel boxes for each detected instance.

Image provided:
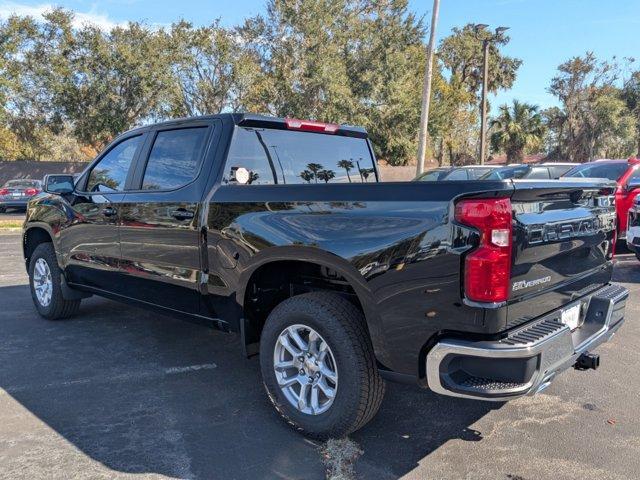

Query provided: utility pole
[416,0,440,177]
[475,25,509,165]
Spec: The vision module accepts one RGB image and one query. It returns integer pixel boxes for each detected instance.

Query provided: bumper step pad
[426,283,628,401]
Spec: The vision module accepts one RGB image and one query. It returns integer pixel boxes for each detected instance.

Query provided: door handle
[171,209,195,220]
[102,206,117,217]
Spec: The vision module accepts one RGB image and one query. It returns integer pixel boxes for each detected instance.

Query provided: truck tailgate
[505,179,617,327]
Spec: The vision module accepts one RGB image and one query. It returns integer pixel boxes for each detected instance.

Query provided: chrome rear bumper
[426,284,628,401]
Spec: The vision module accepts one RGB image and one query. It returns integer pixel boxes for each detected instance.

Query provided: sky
[1,0,639,110]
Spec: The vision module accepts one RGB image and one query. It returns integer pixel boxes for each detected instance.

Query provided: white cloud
[0,2,125,30]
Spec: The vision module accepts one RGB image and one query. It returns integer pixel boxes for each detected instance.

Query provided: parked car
[626,197,640,260]
[23,114,627,439]
[563,158,640,239]
[539,162,579,178]
[480,162,577,180]
[415,165,499,181]
[0,179,42,212]
[414,167,452,181]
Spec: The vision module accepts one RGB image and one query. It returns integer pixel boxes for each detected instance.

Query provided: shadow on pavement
[0,283,495,479]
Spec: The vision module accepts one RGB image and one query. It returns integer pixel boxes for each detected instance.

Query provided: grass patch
[0,220,23,229]
[321,438,363,480]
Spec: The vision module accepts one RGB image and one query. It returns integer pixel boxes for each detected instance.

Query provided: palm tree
[306,163,324,183]
[299,170,314,183]
[317,169,336,183]
[359,168,374,182]
[490,100,546,163]
[337,159,354,182]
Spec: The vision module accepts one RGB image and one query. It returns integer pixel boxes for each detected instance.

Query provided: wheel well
[242,260,364,344]
[23,227,52,266]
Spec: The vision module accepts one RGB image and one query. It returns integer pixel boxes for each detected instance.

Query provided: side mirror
[625,178,640,192]
[44,174,75,194]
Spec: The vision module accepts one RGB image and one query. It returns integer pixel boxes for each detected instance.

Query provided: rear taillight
[0,188,8,196]
[25,188,40,196]
[455,197,513,303]
[285,118,339,134]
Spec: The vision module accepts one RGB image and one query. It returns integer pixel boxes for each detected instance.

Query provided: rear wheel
[260,292,385,439]
[0,206,6,213]
[28,243,80,320]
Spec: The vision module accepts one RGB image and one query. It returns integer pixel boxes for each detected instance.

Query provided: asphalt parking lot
[0,232,639,480]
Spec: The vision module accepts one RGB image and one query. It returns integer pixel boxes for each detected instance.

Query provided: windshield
[563,162,628,181]
[481,166,530,180]
[4,179,40,188]
[416,169,449,181]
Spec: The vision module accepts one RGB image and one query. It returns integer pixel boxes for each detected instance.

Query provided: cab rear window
[224,127,376,185]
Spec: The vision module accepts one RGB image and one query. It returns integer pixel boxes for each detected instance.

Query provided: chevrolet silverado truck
[23,114,628,439]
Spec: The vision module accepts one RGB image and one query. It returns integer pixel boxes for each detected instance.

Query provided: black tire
[28,242,81,320]
[635,251,640,262]
[0,206,6,213]
[260,292,385,439]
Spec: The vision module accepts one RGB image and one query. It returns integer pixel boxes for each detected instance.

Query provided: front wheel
[260,292,385,439]
[28,243,81,320]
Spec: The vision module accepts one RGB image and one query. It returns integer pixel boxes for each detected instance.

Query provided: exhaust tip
[574,352,600,371]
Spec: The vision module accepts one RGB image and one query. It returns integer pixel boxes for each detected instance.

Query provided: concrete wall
[0,161,89,185]
[377,165,415,182]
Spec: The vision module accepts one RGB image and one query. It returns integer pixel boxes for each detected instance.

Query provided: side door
[617,165,640,234]
[62,133,145,293]
[118,122,217,314]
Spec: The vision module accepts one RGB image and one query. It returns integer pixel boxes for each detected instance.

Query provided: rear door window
[468,168,493,179]
[527,167,551,179]
[442,169,468,181]
[224,127,376,184]
[141,127,209,190]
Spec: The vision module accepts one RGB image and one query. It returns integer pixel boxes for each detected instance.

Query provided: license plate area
[561,304,581,331]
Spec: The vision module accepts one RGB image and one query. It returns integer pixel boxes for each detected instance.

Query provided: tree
[430,24,522,165]
[299,170,314,183]
[490,100,545,163]
[541,106,567,159]
[166,20,267,116]
[61,21,176,147]
[241,0,427,166]
[0,11,69,157]
[337,159,354,182]
[0,126,21,160]
[548,53,635,161]
[306,162,324,183]
[622,70,640,156]
[316,169,335,183]
[438,24,522,97]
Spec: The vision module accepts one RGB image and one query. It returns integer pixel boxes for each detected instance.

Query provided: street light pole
[416,0,441,176]
[475,25,509,165]
[479,38,489,165]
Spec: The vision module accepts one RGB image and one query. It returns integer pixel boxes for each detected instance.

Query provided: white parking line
[0,362,217,395]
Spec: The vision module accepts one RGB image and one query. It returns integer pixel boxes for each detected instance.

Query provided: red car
[563,158,640,238]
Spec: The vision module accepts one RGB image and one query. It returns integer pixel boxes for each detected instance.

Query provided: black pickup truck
[23,114,628,439]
